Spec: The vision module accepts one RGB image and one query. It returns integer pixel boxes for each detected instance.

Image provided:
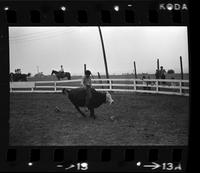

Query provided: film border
[0,0,190,172]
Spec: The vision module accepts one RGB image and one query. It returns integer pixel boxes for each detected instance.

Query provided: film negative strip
[0,0,191,172]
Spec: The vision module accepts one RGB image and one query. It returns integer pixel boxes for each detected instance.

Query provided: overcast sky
[9,26,189,76]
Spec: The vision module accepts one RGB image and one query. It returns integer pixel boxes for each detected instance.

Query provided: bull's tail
[62,88,70,95]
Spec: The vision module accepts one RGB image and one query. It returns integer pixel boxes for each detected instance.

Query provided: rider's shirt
[81,76,92,88]
[60,67,64,72]
[160,69,166,78]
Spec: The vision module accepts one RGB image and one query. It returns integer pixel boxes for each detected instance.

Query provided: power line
[9,28,77,39]
[9,30,57,39]
[9,29,80,43]
[9,29,77,41]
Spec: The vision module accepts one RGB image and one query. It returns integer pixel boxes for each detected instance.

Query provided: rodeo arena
[9,59,189,146]
[9,27,189,146]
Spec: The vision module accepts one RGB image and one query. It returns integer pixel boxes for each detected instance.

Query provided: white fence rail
[10,78,189,96]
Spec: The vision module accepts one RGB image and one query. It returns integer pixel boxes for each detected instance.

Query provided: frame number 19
[77,163,88,171]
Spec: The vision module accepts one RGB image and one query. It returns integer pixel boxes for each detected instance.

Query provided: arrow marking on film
[143,162,161,170]
[65,164,75,170]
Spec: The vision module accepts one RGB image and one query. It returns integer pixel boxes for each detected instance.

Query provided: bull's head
[106,91,114,105]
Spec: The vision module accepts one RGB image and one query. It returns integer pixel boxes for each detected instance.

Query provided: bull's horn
[62,88,70,94]
[62,88,67,94]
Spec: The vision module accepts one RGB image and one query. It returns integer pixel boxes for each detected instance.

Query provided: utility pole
[133,61,137,79]
[180,56,183,80]
[84,64,86,74]
[98,26,109,79]
[157,58,160,70]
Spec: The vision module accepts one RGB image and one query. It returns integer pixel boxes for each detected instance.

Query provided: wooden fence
[10,78,189,96]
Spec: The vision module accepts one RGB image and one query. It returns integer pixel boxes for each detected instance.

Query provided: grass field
[9,92,189,146]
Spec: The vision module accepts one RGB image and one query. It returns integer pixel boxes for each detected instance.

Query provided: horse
[51,70,71,80]
[10,73,31,81]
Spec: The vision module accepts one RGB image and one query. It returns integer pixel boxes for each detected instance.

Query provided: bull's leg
[90,108,96,119]
[75,105,86,117]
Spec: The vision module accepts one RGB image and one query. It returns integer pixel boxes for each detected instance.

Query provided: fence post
[133,79,136,91]
[54,81,56,92]
[109,79,112,91]
[156,80,159,93]
[179,80,182,95]
[32,82,35,92]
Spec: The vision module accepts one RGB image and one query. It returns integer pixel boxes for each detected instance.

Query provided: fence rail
[10,78,189,96]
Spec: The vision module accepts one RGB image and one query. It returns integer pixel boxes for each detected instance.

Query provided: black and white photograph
[9,26,189,146]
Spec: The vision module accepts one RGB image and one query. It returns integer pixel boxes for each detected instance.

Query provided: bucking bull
[62,88,114,119]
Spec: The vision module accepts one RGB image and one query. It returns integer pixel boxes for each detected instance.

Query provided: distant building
[34,72,44,78]
[15,69,21,74]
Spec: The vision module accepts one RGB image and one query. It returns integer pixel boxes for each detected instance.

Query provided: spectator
[160,66,166,85]
[155,69,160,79]
[160,66,166,79]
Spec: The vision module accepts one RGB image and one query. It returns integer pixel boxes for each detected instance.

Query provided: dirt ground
[9,92,189,146]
